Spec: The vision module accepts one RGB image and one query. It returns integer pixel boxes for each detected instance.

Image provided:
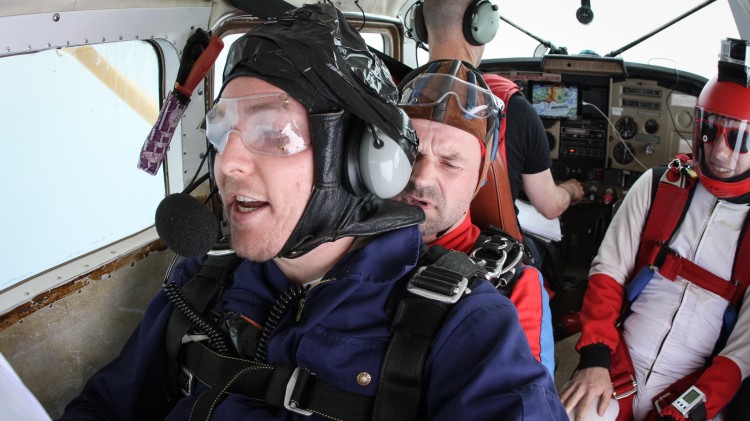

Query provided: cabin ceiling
[0,0,411,19]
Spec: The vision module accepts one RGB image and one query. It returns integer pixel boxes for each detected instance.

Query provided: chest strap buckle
[407,265,469,304]
[284,367,314,416]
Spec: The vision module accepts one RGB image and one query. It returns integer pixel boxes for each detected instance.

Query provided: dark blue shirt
[60,225,567,420]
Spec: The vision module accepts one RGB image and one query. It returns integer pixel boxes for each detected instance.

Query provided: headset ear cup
[343,119,369,197]
[411,2,428,44]
[359,126,413,199]
[463,0,500,46]
[344,117,413,198]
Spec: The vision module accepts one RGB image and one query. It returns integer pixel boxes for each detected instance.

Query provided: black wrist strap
[688,401,706,421]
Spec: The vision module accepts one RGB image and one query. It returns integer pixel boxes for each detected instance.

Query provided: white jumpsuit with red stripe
[579,169,750,420]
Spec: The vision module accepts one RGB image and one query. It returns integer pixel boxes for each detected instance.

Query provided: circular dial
[615,116,637,139]
[644,119,659,134]
[613,142,635,165]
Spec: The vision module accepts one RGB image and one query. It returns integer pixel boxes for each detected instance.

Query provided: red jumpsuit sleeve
[576,273,625,354]
[509,268,544,362]
[695,356,742,419]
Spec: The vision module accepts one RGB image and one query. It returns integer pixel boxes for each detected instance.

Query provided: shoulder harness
[164,242,490,421]
[625,155,750,359]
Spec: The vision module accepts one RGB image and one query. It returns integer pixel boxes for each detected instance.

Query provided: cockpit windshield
[476,0,737,79]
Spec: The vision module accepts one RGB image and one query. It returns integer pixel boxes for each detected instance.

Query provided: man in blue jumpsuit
[59,4,566,420]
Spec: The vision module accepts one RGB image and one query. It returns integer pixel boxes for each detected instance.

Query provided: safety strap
[483,74,521,168]
[647,245,744,304]
[372,247,484,421]
[181,342,374,421]
[164,249,241,401]
[635,158,750,307]
[634,160,696,273]
[169,245,484,420]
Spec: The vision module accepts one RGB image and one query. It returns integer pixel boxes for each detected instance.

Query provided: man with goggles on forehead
[561,38,750,421]
[412,0,584,237]
[60,4,564,420]
[396,59,557,377]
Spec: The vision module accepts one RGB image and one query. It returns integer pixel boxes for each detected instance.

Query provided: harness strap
[165,251,241,400]
[647,245,742,304]
[618,158,750,416]
[184,342,373,421]
[634,163,696,271]
[373,249,484,421]
[172,245,485,420]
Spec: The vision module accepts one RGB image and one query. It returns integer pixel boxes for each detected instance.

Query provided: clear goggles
[398,73,503,119]
[695,109,750,154]
[205,93,310,156]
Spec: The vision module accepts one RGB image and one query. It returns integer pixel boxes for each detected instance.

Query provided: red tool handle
[174,36,224,98]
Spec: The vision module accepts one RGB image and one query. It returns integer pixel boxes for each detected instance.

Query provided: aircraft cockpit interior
[479,53,706,328]
[1,0,749,418]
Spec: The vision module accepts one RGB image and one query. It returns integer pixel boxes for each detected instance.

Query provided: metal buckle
[284,367,314,416]
[406,266,469,303]
[612,374,638,400]
[470,236,523,286]
[180,366,195,396]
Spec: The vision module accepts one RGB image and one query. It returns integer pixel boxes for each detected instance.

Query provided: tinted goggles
[206,93,310,156]
[398,73,502,119]
[696,114,750,154]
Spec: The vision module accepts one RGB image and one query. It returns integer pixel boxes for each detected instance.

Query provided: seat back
[470,157,521,240]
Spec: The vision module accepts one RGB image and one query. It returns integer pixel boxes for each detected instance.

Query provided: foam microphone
[155,193,220,257]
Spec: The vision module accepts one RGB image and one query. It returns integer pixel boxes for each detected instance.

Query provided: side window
[0,42,164,294]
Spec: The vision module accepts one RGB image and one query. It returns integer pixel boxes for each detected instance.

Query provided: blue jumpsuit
[59,225,567,420]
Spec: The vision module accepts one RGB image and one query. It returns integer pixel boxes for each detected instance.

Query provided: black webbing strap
[165,252,241,400]
[184,342,373,421]
[372,250,483,421]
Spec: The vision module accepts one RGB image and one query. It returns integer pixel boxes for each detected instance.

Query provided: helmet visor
[398,73,502,119]
[206,93,310,156]
[695,107,750,180]
[696,111,750,154]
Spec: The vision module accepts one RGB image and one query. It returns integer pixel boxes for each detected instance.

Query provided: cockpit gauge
[615,116,637,139]
[644,119,659,134]
[613,142,635,165]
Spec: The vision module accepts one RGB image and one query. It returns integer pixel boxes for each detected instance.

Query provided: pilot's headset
[398,60,503,195]
[408,0,500,46]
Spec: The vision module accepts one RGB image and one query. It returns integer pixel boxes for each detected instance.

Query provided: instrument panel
[608,78,695,172]
[482,56,704,193]
[481,56,706,271]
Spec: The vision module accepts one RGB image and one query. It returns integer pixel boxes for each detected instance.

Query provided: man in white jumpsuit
[560,40,750,421]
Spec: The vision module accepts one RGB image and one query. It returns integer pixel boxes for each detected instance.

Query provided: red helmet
[694,75,750,199]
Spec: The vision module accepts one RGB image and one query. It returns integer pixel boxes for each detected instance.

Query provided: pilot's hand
[559,367,614,421]
[560,178,585,205]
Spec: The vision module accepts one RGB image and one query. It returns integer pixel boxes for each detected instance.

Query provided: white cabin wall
[0,248,172,418]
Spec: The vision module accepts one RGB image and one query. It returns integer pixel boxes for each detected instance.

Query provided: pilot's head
[395,60,502,241]
[208,4,423,259]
